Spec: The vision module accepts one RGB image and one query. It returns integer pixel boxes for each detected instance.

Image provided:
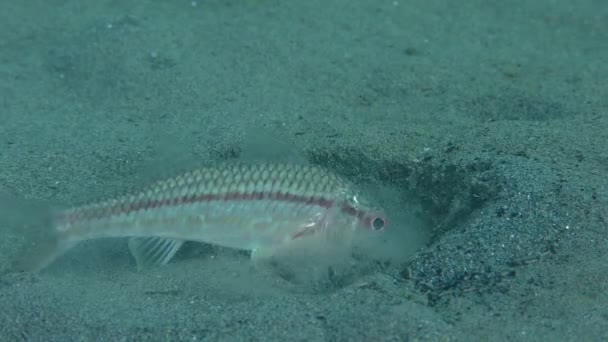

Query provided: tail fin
[0,193,77,273]
[14,229,78,273]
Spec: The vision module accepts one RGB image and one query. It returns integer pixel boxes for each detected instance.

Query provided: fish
[20,162,388,272]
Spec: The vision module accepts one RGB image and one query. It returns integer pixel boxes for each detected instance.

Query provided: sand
[1,0,606,340]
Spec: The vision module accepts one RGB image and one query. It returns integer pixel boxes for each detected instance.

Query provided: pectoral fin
[128,237,185,270]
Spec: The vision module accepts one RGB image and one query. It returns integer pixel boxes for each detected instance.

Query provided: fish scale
[24,162,387,272]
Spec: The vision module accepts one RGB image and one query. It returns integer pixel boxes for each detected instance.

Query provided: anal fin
[128,237,185,271]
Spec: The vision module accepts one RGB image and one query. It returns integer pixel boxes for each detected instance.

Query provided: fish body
[25,162,387,272]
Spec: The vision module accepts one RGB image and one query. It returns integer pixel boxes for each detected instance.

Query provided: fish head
[361,209,388,231]
[341,192,388,233]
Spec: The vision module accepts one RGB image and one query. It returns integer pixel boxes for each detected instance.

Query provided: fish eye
[371,215,386,230]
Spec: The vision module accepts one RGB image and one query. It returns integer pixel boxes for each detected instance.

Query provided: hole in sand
[295,148,503,291]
